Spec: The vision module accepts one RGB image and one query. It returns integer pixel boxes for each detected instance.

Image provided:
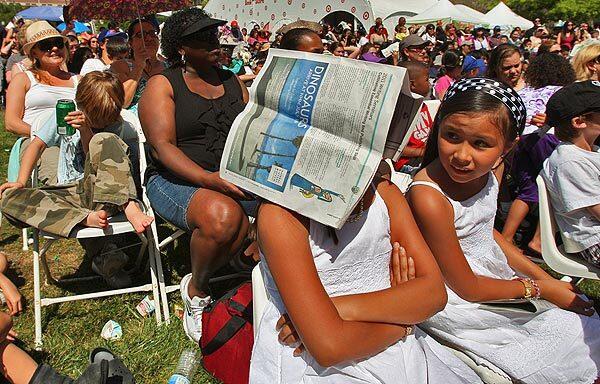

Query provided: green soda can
[56,99,76,135]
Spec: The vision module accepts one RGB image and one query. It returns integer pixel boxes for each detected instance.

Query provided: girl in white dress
[408,77,600,384]
[250,167,483,383]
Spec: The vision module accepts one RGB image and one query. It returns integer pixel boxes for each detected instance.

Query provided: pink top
[434,75,454,99]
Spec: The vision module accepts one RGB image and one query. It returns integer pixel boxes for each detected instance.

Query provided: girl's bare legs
[502,199,529,244]
[528,223,542,254]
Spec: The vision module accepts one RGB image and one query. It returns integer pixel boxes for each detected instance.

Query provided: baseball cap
[400,34,427,49]
[181,17,227,37]
[98,30,127,43]
[546,81,600,126]
[462,56,487,76]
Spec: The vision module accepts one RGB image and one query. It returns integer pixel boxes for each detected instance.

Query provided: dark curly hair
[161,7,215,66]
[524,53,575,89]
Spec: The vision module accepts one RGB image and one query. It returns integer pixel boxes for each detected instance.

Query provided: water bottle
[168,349,201,384]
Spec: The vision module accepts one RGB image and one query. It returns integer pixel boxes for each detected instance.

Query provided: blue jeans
[146,174,257,231]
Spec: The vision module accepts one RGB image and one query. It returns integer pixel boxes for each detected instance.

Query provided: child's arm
[411,184,595,315]
[64,111,92,154]
[493,230,552,280]
[409,185,530,302]
[0,138,46,195]
[259,203,408,367]
[321,180,448,325]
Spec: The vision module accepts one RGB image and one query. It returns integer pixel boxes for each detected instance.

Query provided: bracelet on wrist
[514,277,539,299]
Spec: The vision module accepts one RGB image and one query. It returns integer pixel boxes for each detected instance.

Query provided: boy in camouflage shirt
[0,71,153,239]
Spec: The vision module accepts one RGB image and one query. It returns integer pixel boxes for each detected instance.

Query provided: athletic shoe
[180,273,211,343]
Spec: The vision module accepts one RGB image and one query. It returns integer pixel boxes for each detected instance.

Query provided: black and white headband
[443,77,527,135]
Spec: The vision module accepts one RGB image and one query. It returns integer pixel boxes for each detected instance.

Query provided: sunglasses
[133,29,157,40]
[36,38,65,52]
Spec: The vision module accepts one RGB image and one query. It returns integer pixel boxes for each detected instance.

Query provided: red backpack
[200,282,254,384]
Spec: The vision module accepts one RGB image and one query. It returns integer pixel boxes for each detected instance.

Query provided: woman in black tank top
[139,8,252,343]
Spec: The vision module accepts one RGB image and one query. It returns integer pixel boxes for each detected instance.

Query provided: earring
[181,52,186,72]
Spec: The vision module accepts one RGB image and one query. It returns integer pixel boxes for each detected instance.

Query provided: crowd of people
[0,6,599,383]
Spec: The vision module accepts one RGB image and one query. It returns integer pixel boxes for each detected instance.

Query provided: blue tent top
[17,6,63,22]
[57,21,90,33]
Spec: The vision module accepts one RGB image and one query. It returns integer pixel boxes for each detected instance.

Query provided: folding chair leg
[39,240,58,286]
[149,220,170,324]
[32,230,42,350]
[139,231,162,324]
[22,228,29,251]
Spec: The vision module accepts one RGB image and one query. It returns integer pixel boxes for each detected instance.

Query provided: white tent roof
[205,0,376,31]
[371,0,437,19]
[484,2,533,30]
[454,4,490,26]
[407,0,485,25]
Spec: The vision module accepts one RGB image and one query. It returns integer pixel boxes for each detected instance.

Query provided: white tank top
[22,71,78,127]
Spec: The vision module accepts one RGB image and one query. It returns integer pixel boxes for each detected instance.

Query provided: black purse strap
[201,314,246,356]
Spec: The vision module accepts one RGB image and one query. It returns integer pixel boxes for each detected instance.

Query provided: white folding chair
[31,110,166,349]
[442,345,513,384]
[536,175,600,280]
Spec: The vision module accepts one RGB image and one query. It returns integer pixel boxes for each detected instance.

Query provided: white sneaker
[180,273,211,343]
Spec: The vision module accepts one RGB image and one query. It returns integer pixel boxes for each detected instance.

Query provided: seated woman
[140,8,253,343]
[408,78,600,383]
[5,21,79,185]
[0,71,152,285]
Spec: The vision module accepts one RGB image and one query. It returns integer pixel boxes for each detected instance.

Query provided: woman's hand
[0,182,24,197]
[390,242,415,287]
[277,313,304,357]
[201,172,249,200]
[537,279,595,316]
[64,111,87,131]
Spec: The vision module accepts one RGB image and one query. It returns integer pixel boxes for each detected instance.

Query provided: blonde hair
[75,71,125,129]
[572,42,600,81]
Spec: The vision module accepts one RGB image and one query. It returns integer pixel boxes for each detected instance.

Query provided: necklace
[346,196,365,223]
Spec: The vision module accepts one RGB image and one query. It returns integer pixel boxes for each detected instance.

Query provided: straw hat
[22,20,68,55]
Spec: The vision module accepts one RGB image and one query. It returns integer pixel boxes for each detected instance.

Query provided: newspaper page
[220,49,422,228]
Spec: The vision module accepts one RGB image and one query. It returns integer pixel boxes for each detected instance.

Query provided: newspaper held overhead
[220,49,423,229]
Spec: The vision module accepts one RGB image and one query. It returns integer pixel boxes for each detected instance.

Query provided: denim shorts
[146,173,258,231]
[146,174,199,231]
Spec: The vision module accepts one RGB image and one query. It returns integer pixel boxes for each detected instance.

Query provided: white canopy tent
[454,4,490,26]
[484,1,533,30]
[406,0,486,25]
[372,0,438,34]
[204,0,439,34]
[204,0,375,31]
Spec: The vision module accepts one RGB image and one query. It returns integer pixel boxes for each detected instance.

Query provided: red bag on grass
[200,282,254,384]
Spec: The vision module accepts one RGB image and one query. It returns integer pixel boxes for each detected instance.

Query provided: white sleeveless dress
[23,70,78,133]
[410,174,600,384]
[249,191,482,383]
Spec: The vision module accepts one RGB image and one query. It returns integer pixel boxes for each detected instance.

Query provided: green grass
[0,115,218,382]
